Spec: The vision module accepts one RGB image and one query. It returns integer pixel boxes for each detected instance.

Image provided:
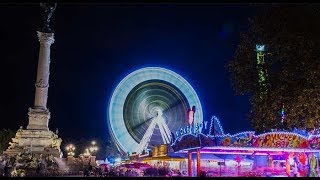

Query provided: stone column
[27,31,54,130]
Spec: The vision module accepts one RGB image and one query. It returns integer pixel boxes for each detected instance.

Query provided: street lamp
[89,141,98,155]
[83,148,91,157]
[65,144,75,157]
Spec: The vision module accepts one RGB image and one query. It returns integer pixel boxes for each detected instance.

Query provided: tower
[4,3,62,158]
[256,44,268,94]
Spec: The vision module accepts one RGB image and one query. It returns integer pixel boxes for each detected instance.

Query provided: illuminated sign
[176,122,203,137]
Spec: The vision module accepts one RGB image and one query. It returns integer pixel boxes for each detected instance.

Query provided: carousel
[170,116,320,177]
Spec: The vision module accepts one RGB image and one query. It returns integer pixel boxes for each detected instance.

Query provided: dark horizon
[0,4,256,157]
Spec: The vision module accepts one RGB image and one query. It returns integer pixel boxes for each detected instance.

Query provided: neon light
[215,131,255,138]
[138,152,150,158]
[309,134,320,138]
[215,130,319,140]
[255,131,310,140]
[108,67,203,154]
[174,122,206,139]
[188,108,194,125]
[209,116,224,135]
[203,146,320,153]
[171,132,215,147]
[190,151,277,156]
[204,121,208,130]
[280,104,285,124]
[171,115,320,152]
[178,146,201,152]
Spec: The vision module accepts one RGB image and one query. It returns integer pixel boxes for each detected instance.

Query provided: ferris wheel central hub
[155,109,163,117]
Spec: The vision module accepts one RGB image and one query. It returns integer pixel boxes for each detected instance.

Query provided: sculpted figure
[39,3,57,33]
[52,137,62,149]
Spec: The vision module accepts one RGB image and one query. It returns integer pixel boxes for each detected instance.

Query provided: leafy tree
[0,129,16,154]
[228,4,320,132]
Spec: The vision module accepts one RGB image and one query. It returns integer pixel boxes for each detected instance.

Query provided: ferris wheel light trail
[108,67,203,154]
[157,110,172,143]
[135,115,158,154]
[135,109,172,154]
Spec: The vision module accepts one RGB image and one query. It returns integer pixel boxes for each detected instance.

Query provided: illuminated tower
[256,45,287,129]
[4,3,62,158]
[256,44,268,94]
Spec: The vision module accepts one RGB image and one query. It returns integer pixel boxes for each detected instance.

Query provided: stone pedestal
[26,108,49,130]
[66,156,75,164]
[3,127,62,158]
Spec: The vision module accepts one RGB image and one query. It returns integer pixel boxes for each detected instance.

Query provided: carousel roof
[171,116,320,152]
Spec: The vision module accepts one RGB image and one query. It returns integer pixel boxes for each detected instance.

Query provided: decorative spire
[39,3,57,33]
[209,116,224,136]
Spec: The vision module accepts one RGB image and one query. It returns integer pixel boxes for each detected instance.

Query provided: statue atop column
[39,3,57,33]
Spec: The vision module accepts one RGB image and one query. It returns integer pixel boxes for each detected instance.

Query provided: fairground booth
[170,116,320,177]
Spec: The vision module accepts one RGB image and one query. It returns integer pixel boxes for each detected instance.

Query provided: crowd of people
[0,153,191,177]
[81,164,186,177]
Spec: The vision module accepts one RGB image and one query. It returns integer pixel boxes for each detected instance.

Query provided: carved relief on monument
[28,107,50,118]
[39,3,57,33]
[37,31,55,45]
[35,78,49,88]
[5,129,62,156]
[27,108,50,130]
[28,113,50,123]
[51,137,62,150]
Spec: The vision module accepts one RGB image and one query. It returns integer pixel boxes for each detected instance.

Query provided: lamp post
[65,144,75,157]
[88,141,98,166]
[83,148,91,157]
[89,141,98,156]
[65,144,75,165]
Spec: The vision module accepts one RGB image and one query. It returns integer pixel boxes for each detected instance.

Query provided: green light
[256,44,267,93]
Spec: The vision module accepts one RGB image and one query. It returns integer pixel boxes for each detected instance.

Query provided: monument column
[4,3,62,158]
[34,32,54,109]
[27,32,54,130]
[27,3,56,130]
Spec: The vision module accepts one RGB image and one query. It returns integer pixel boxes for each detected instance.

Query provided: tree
[0,129,16,154]
[228,4,320,132]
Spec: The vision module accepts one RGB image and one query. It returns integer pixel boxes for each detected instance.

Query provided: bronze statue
[39,3,57,33]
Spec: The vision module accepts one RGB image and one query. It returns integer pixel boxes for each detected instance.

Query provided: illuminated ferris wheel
[108,67,203,154]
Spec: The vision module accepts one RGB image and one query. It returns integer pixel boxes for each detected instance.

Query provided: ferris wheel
[108,67,203,154]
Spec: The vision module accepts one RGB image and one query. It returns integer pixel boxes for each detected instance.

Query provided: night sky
[0,4,256,155]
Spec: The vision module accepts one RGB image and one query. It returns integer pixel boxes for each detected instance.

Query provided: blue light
[108,67,203,153]
[256,44,265,51]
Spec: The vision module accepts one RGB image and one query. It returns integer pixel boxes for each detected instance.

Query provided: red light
[188,109,194,125]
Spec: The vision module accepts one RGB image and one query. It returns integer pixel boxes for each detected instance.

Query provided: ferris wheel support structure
[135,110,172,154]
